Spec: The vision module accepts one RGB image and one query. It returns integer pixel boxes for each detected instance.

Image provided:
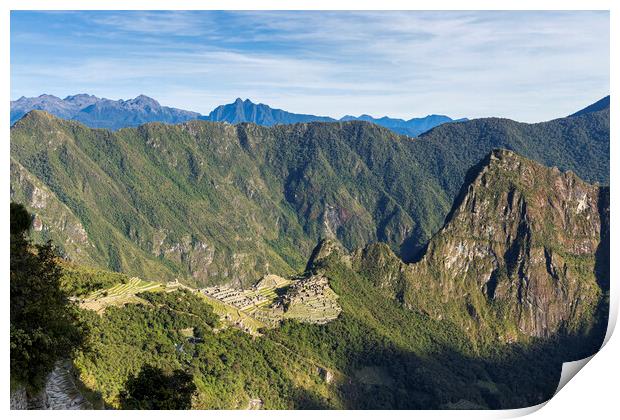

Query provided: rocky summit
[347,149,608,342]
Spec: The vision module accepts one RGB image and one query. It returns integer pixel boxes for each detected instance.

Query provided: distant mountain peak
[204,98,335,126]
[130,94,160,107]
[11,93,467,136]
[64,93,96,100]
[37,93,60,99]
[11,93,199,129]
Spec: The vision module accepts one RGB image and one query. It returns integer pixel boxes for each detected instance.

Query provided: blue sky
[10,10,609,122]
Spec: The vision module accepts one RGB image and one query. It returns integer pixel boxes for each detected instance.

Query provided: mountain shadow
[327,326,607,410]
[10,202,86,393]
[119,365,197,409]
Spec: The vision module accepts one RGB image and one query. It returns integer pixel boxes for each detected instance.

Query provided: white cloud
[11,11,609,122]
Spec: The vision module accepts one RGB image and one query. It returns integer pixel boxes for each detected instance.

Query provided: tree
[10,202,85,390]
[120,365,197,409]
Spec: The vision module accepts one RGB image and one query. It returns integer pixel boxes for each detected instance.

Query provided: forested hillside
[10,100,609,288]
[10,147,608,409]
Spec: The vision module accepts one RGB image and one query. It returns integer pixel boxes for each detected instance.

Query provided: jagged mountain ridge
[335,149,608,341]
[204,98,466,136]
[202,98,336,125]
[10,94,201,129]
[11,94,465,136]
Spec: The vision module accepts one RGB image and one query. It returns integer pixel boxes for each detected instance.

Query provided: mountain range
[10,97,609,288]
[10,94,201,130]
[11,94,466,136]
[66,147,608,407]
[202,97,467,136]
[9,95,610,410]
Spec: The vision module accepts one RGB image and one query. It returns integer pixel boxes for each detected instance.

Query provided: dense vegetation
[60,262,131,297]
[119,365,197,409]
[10,203,85,391]
[9,143,608,409]
[9,101,609,288]
[69,242,605,409]
[74,288,337,409]
[8,98,609,410]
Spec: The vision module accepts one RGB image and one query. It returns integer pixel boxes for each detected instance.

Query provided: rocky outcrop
[10,361,94,410]
[409,149,606,339]
[10,387,29,410]
[341,150,608,342]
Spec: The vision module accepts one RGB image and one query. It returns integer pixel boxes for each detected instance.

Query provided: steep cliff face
[350,150,607,342]
[10,159,95,264]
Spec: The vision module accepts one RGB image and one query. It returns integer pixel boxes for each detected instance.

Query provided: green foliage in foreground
[10,203,85,391]
[74,289,334,409]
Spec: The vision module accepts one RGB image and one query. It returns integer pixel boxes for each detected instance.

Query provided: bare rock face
[318,367,334,384]
[10,387,29,410]
[350,150,608,342]
[415,150,606,339]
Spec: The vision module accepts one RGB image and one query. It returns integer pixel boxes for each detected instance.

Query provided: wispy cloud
[10,11,609,122]
[90,11,217,36]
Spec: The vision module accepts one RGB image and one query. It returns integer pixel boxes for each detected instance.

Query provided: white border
[1,1,616,419]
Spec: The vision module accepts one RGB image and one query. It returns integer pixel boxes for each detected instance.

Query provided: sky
[10,10,609,122]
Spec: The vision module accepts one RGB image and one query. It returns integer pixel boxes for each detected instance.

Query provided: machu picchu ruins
[202,273,342,326]
[272,274,342,324]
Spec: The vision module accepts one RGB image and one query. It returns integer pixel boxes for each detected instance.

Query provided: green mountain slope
[10,103,609,287]
[416,109,609,195]
[20,148,607,410]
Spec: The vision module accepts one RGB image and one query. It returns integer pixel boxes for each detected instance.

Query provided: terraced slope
[79,278,163,313]
[78,269,341,334]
